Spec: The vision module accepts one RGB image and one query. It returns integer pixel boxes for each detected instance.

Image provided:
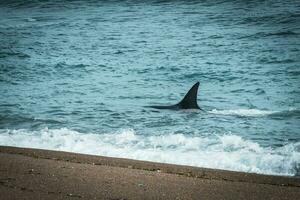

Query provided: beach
[0,146,299,200]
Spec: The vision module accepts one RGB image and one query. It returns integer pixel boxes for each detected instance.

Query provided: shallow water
[0,0,300,176]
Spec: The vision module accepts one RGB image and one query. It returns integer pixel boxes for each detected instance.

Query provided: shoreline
[1,146,299,199]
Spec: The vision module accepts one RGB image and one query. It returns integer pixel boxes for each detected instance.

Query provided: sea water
[0,0,299,176]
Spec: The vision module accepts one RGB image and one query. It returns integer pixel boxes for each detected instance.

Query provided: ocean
[0,0,299,176]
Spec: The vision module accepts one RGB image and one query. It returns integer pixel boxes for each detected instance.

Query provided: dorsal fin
[177,82,200,109]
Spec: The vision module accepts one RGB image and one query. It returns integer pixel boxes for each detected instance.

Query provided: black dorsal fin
[177,82,200,109]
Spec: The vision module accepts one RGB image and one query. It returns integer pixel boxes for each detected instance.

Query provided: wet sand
[0,146,299,200]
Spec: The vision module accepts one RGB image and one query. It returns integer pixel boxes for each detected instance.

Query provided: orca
[148,82,201,110]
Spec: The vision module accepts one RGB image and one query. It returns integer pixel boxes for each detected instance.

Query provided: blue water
[0,0,300,176]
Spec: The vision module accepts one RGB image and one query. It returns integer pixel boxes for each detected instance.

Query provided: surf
[0,127,299,176]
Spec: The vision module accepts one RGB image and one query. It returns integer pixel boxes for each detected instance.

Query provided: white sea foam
[0,128,299,176]
[208,109,276,117]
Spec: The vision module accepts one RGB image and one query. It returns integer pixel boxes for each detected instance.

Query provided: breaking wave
[208,108,300,118]
[208,109,276,117]
[0,128,299,176]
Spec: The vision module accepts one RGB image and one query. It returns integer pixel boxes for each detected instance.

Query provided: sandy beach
[0,146,299,200]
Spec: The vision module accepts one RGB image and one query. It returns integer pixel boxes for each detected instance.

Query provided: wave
[0,50,30,59]
[208,108,300,118]
[208,109,276,117]
[0,128,299,176]
[238,31,298,40]
[0,114,63,128]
